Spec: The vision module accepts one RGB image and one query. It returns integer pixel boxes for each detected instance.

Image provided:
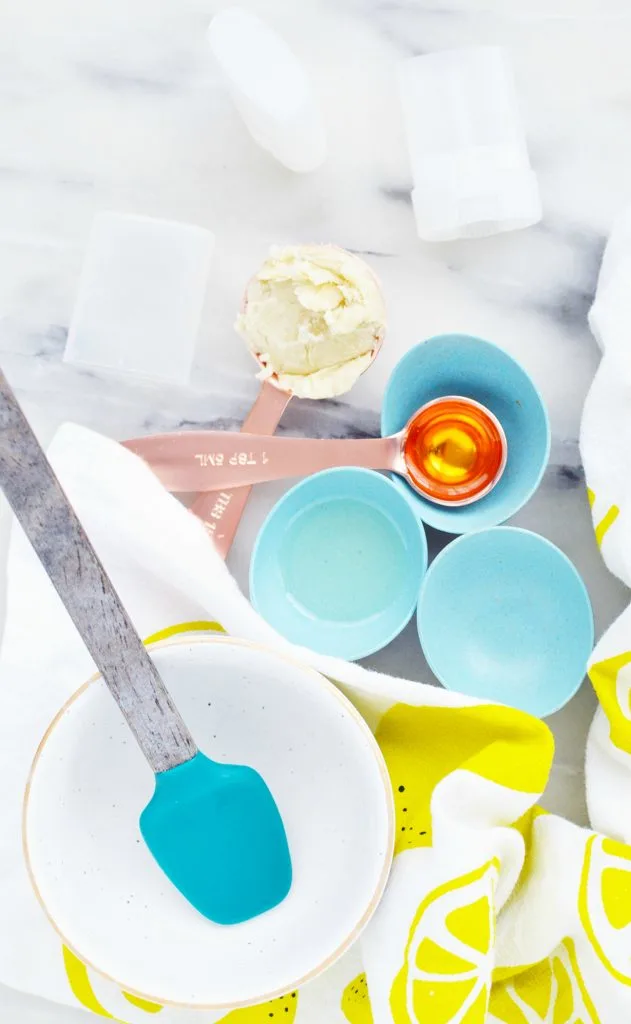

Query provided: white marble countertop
[2,0,631,1017]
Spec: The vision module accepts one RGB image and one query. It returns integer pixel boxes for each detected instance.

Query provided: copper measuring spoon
[189,343,382,556]
[189,357,383,558]
[188,252,384,558]
[125,396,507,508]
[189,378,291,557]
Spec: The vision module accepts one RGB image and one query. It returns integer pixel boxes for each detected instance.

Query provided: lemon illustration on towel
[390,860,498,1023]
[488,938,599,1024]
[375,703,553,854]
[341,973,373,1023]
[218,992,298,1023]
[588,651,631,756]
[579,833,631,985]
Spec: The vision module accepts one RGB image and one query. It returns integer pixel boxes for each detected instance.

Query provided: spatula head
[140,751,292,925]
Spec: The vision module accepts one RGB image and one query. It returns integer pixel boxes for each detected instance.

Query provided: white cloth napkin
[582,206,631,848]
[0,424,629,1024]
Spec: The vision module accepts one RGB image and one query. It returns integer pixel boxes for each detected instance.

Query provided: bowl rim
[249,466,429,661]
[23,633,395,1010]
[381,333,552,534]
[416,526,594,718]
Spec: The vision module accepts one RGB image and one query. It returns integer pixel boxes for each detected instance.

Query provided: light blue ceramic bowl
[417,527,594,717]
[250,468,428,661]
[381,334,550,533]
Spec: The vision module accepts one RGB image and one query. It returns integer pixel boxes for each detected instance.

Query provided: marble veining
[1,2,631,1015]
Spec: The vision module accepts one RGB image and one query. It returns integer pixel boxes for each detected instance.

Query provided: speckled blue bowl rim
[250,467,429,661]
[417,526,594,718]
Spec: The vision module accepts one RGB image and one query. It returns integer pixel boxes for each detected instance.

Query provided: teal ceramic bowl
[250,468,428,661]
[417,527,594,717]
[381,334,550,533]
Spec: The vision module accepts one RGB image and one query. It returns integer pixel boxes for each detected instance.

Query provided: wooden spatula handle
[0,370,197,775]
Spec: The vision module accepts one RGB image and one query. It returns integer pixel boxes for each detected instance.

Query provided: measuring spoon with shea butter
[188,246,385,555]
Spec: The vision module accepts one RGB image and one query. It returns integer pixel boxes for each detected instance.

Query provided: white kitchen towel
[582,206,631,859]
[0,424,628,1024]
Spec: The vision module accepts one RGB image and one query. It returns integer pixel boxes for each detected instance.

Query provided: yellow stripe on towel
[594,504,620,548]
[143,620,226,645]
[586,486,620,547]
[62,945,116,1019]
[122,992,163,1014]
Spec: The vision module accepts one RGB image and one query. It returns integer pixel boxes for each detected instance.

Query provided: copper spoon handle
[190,381,291,557]
[124,430,403,492]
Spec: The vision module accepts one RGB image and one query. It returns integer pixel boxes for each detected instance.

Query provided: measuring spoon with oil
[125,395,507,507]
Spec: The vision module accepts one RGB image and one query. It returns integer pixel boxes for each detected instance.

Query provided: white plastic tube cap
[65,213,214,385]
[208,7,326,173]
[398,47,541,242]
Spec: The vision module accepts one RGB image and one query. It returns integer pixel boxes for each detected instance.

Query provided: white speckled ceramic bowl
[23,636,393,1011]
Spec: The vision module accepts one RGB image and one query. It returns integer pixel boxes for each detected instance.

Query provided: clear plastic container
[208,8,326,173]
[398,47,541,242]
[64,212,214,385]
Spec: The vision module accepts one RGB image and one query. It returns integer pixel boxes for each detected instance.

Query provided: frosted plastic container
[64,212,214,385]
[208,7,326,173]
[398,47,541,241]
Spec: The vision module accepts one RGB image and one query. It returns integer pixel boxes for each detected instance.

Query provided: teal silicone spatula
[0,370,292,925]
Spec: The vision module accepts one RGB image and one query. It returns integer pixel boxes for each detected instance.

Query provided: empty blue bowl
[250,468,428,661]
[381,334,550,533]
[417,527,594,717]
